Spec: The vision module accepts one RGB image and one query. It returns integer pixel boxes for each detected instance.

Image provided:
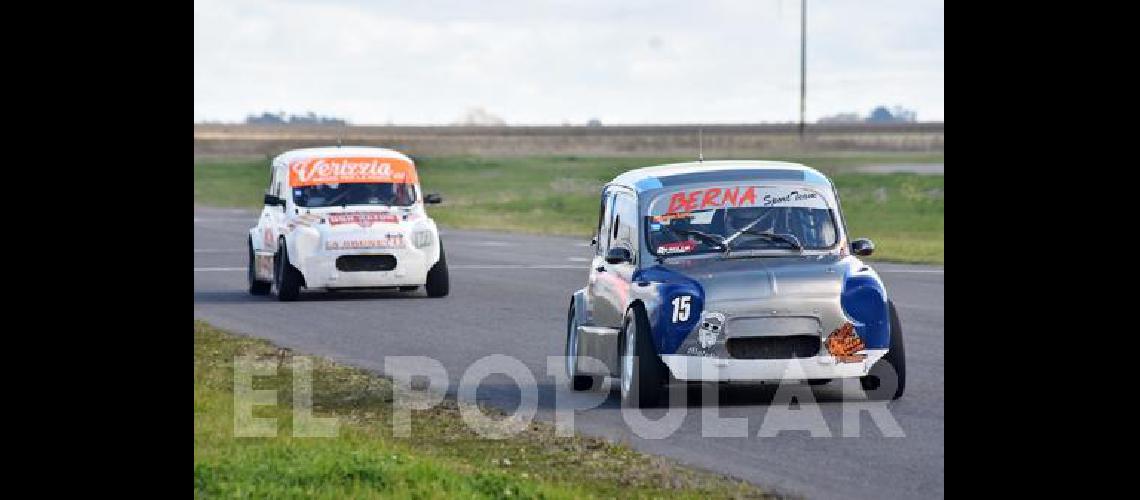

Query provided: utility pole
[799,0,807,140]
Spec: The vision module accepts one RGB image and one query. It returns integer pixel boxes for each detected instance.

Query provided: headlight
[413,230,434,248]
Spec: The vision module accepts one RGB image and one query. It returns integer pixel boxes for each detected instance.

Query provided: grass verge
[194,320,770,498]
[194,154,943,264]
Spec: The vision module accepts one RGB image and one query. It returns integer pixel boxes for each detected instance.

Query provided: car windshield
[292,182,417,208]
[646,186,838,257]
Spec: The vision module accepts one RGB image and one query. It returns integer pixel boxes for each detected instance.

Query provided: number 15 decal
[671,295,691,323]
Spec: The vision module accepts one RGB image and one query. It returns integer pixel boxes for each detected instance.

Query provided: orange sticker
[288,157,418,186]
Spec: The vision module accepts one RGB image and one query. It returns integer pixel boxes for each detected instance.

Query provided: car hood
[658,255,844,304]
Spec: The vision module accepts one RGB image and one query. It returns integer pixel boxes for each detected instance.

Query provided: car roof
[609,160,833,195]
[271,146,413,166]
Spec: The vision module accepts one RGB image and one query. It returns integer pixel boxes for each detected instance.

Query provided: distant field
[195,122,944,158]
[194,154,944,264]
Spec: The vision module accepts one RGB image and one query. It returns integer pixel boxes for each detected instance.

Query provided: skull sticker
[697,311,726,349]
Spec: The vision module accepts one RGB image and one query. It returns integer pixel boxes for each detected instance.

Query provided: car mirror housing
[424,193,443,204]
[605,247,632,264]
[851,238,875,256]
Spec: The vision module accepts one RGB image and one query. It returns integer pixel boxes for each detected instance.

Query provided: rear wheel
[247,240,270,295]
[273,239,302,302]
[861,301,906,400]
[425,243,450,298]
[619,304,666,408]
[565,301,600,391]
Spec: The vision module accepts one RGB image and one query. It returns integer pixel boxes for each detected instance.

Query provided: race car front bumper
[660,349,889,382]
[298,247,433,289]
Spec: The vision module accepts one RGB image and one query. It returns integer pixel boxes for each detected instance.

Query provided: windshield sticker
[656,240,698,255]
[655,186,828,214]
[289,157,419,186]
[689,210,715,224]
[327,212,400,227]
[324,233,405,250]
[652,212,692,223]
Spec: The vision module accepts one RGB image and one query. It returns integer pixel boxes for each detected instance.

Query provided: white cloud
[194,0,943,124]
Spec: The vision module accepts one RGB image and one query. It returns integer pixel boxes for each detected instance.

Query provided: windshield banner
[288,157,419,186]
[651,185,830,215]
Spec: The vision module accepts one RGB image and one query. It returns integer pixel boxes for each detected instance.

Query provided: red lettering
[667,192,687,213]
[700,188,721,209]
[686,190,701,211]
[739,187,757,206]
[722,187,738,206]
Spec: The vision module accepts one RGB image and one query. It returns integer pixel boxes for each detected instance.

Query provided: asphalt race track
[194,206,944,499]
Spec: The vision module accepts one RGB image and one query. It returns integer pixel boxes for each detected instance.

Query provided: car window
[613,192,638,254]
[268,167,279,195]
[596,191,616,256]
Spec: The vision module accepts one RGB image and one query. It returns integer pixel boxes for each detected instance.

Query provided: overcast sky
[194,0,943,125]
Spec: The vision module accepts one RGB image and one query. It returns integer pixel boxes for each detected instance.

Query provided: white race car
[247,146,449,300]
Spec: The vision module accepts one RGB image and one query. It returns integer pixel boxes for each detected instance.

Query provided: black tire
[565,301,600,391]
[619,304,667,408]
[247,239,270,295]
[425,243,449,298]
[273,239,302,302]
[861,300,906,400]
[807,379,832,386]
[399,286,419,292]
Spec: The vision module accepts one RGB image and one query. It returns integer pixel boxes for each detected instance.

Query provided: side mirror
[264,193,285,207]
[851,238,875,256]
[605,247,632,264]
[424,193,442,204]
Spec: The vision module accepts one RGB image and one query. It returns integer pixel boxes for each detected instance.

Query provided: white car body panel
[249,147,441,290]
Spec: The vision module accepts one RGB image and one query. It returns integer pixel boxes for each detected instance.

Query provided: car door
[258,164,287,255]
[593,190,638,328]
[586,188,616,324]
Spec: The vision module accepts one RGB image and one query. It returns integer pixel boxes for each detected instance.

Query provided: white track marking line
[567,257,590,262]
[194,264,582,271]
[194,249,244,253]
[878,269,944,274]
[450,264,581,269]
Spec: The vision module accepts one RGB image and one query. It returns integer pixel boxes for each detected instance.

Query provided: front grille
[335,255,397,272]
[726,336,820,360]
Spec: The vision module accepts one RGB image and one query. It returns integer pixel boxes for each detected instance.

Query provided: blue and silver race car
[564,161,905,407]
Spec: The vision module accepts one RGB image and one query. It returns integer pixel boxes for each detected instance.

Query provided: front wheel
[273,239,302,302]
[860,300,906,400]
[619,304,667,408]
[248,239,270,295]
[425,243,449,298]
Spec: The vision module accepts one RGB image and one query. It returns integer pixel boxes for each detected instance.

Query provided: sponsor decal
[656,186,828,214]
[760,190,820,207]
[697,311,725,349]
[289,157,418,187]
[666,187,757,213]
[325,233,405,250]
[652,212,693,223]
[327,212,399,227]
[657,240,697,255]
[825,322,866,363]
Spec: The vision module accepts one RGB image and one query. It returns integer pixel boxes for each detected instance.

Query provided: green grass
[195,321,768,498]
[195,154,943,264]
